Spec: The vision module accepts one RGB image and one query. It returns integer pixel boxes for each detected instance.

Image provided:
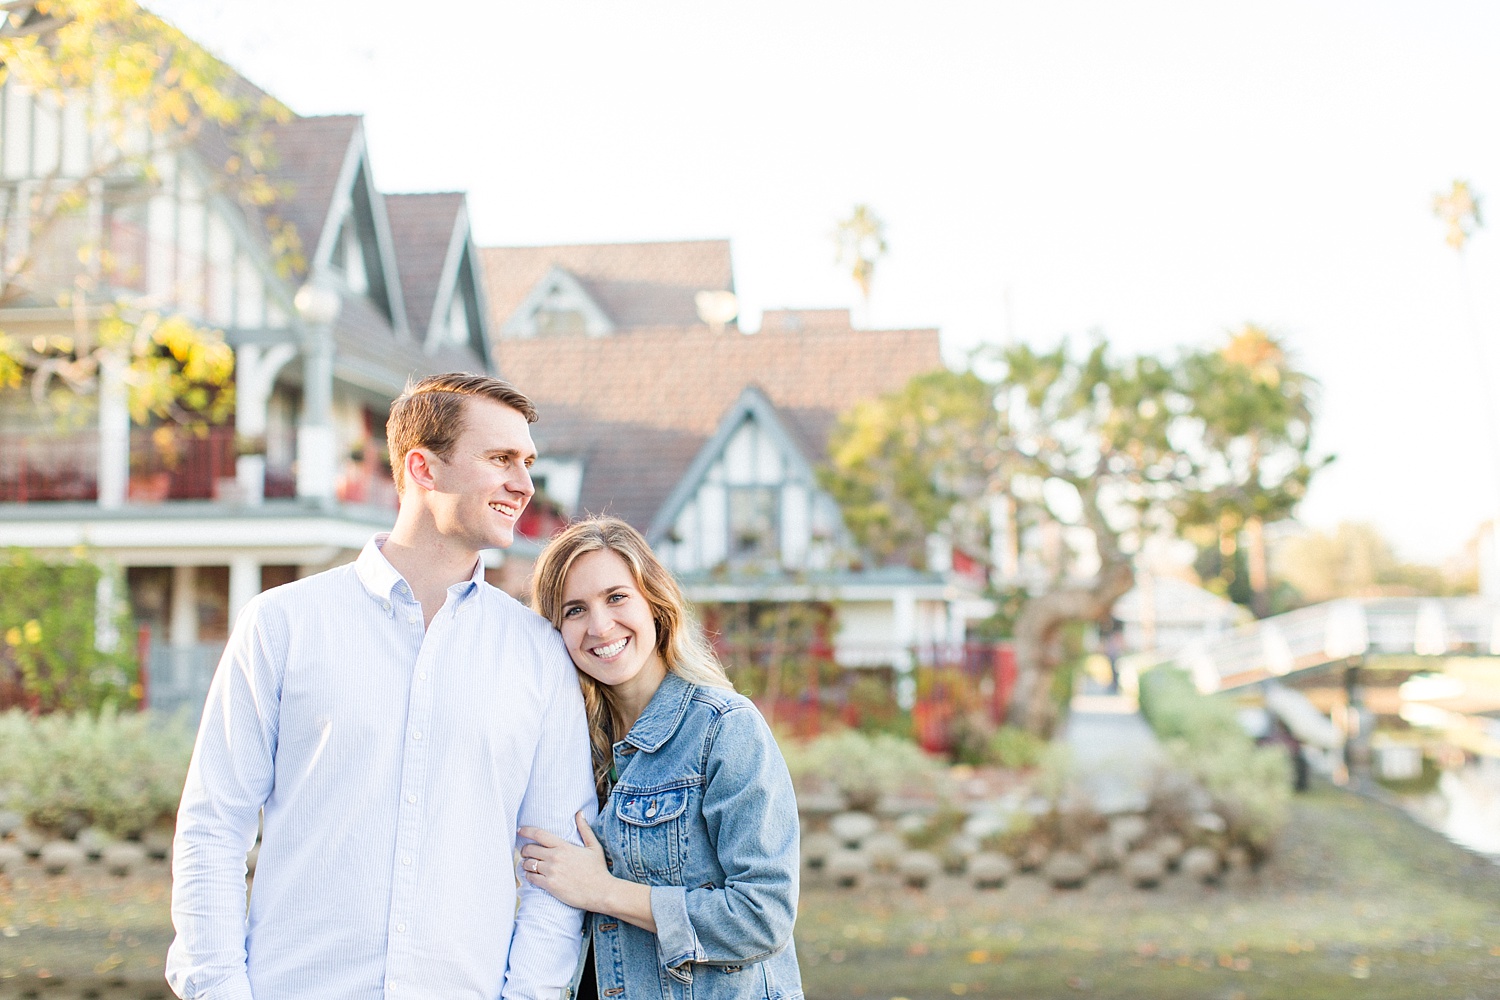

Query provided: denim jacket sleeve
[650,702,799,976]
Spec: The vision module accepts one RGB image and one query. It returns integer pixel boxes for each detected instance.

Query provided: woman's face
[558,548,668,696]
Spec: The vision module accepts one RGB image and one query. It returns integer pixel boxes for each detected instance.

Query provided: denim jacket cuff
[650,884,702,982]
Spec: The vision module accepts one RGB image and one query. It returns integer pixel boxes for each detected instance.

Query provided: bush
[782,728,951,811]
[0,548,137,712]
[1139,667,1290,855]
[0,707,194,838]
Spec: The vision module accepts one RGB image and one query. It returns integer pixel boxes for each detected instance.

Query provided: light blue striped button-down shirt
[167,535,596,1000]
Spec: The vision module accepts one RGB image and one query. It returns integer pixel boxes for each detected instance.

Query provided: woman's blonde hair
[531,516,732,802]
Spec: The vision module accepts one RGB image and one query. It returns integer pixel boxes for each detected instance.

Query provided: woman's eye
[607,593,626,603]
[562,606,582,618]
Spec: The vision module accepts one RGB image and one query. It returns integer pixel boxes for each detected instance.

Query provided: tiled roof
[384,192,466,339]
[496,322,944,438]
[480,240,733,331]
[260,115,362,275]
[529,404,707,531]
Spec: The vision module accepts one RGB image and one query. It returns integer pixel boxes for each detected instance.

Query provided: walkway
[1058,693,1165,814]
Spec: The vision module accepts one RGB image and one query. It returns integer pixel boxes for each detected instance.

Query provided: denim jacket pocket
[614,785,690,879]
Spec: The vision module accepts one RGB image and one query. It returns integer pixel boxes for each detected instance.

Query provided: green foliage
[782,728,951,811]
[820,369,1002,569]
[1139,666,1291,853]
[0,548,136,712]
[0,706,193,837]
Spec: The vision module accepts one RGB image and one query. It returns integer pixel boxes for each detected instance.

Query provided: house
[0,44,493,714]
[482,239,981,675]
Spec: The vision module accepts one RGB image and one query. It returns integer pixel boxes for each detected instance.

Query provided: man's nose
[512,465,535,497]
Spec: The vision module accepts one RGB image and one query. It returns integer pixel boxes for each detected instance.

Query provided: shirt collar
[621,671,695,753]
[354,533,485,605]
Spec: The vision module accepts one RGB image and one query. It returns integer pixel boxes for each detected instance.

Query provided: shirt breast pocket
[614,785,691,881]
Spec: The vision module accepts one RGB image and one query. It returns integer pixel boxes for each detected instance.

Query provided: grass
[2,785,1499,998]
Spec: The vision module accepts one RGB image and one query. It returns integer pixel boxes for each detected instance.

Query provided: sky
[149,0,1500,564]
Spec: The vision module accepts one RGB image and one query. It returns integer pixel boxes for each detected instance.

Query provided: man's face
[422,397,536,551]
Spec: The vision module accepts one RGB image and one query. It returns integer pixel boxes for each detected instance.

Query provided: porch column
[294,282,341,506]
[97,349,129,509]
[235,343,296,505]
[893,587,917,709]
[93,558,121,654]
[228,554,261,626]
[169,565,198,648]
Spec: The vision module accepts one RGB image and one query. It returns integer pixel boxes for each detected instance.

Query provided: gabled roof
[481,239,733,332]
[383,192,467,337]
[495,321,944,438]
[259,115,363,277]
[647,386,824,543]
[528,404,706,531]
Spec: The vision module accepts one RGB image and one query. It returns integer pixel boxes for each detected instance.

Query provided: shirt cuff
[649,884,701,981]
[185,973,255,1000]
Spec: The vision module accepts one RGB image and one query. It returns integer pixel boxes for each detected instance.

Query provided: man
[167,373,596,1000]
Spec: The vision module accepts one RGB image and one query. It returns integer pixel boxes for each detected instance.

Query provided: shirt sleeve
[165,598,285,1000]
[649,703,799,980]
[502,634,599,1000]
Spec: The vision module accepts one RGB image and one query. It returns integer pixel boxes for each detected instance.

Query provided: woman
[521,516,804,1000]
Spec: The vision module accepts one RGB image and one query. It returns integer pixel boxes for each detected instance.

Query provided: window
[329,217,368,294]
[727,486,779,566]
[102,187,148,292]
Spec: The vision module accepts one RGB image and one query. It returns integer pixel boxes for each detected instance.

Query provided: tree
[831,204,887,310]
[822,334,1328,737]
[1174,325,1326,617]
[820,369,1004,568]
[1276,521,1476,602]
[0,0,298,429]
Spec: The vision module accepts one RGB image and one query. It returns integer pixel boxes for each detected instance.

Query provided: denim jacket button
[645,804,658,818]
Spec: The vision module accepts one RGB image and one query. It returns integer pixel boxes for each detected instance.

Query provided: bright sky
[149,0,1500,565]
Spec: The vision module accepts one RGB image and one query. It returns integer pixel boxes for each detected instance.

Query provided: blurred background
[3,3,1500,998]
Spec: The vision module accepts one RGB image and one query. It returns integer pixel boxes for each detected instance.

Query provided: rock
[1180,845,1223,884]
[829,811,879,847]
[893,813,930,838]
[40,840,84,875]
[940,834,979,875]
[0,843,24,873]
[1107,814,1149,848]
[75,826,110,860]
[962,810,1012,841]
[795,789,846,818]
[863,831,905,872]
[1083,832,1120,871]
[102,841,147,877]
[1123,850,1167,889]
[0,810,21,838]
[13,826,44,857]
[1192,811,1228,835]
[800,831,839,871]
[1151,833,1186,868]
[1018,840,1050,873]
[1044,851,1090,889]
[825,849,870,888]
[969,852,1013,890]
[898,850,942,889]
[143,828,174,861]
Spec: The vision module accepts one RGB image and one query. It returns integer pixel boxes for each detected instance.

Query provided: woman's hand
[518,811,658,932]
[518,812,614,912]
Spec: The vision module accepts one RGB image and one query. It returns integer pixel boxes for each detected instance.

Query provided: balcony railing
[0,430,100,501]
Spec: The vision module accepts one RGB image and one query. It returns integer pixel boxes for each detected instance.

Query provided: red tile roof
[498,322,944,440]
[480,240,733,331]
[384,192,466,338]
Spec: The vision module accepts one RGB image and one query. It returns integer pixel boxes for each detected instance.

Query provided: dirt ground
[2,784,1499,999]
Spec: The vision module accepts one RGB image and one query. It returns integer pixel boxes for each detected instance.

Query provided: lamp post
[293,280,341,506]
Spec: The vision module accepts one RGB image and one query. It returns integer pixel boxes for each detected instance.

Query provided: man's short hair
[386,373,538,494]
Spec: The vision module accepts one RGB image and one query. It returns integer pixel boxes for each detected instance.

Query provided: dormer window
[532,283,586,337]
[440,290,470,346]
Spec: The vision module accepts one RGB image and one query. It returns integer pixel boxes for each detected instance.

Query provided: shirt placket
[383,587,442,997]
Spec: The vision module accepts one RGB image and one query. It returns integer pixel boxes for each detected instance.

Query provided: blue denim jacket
[575,671,804,1000]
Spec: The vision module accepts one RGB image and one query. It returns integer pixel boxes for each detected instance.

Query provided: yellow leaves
[1433,179,1482,252]
[5,620,43,646]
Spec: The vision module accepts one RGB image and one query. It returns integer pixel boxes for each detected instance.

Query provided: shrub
[0,548,138,713]
[1139,667,1290,855]
[0,707,194,838]
[783,728,951,811]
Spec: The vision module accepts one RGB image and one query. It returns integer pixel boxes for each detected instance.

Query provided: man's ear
[405,448,438,492]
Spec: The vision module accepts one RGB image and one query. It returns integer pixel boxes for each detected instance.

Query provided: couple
[165,374,803,1000]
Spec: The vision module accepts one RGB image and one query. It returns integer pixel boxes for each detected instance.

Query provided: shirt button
[412,731,422,740]
[406,794,417,803]
[408,614,419,624]
[402,856,412,865]
[419,672,428,680]
[396,922,406,933]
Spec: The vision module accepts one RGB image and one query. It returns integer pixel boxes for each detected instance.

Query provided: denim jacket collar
[620,671,695,753]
